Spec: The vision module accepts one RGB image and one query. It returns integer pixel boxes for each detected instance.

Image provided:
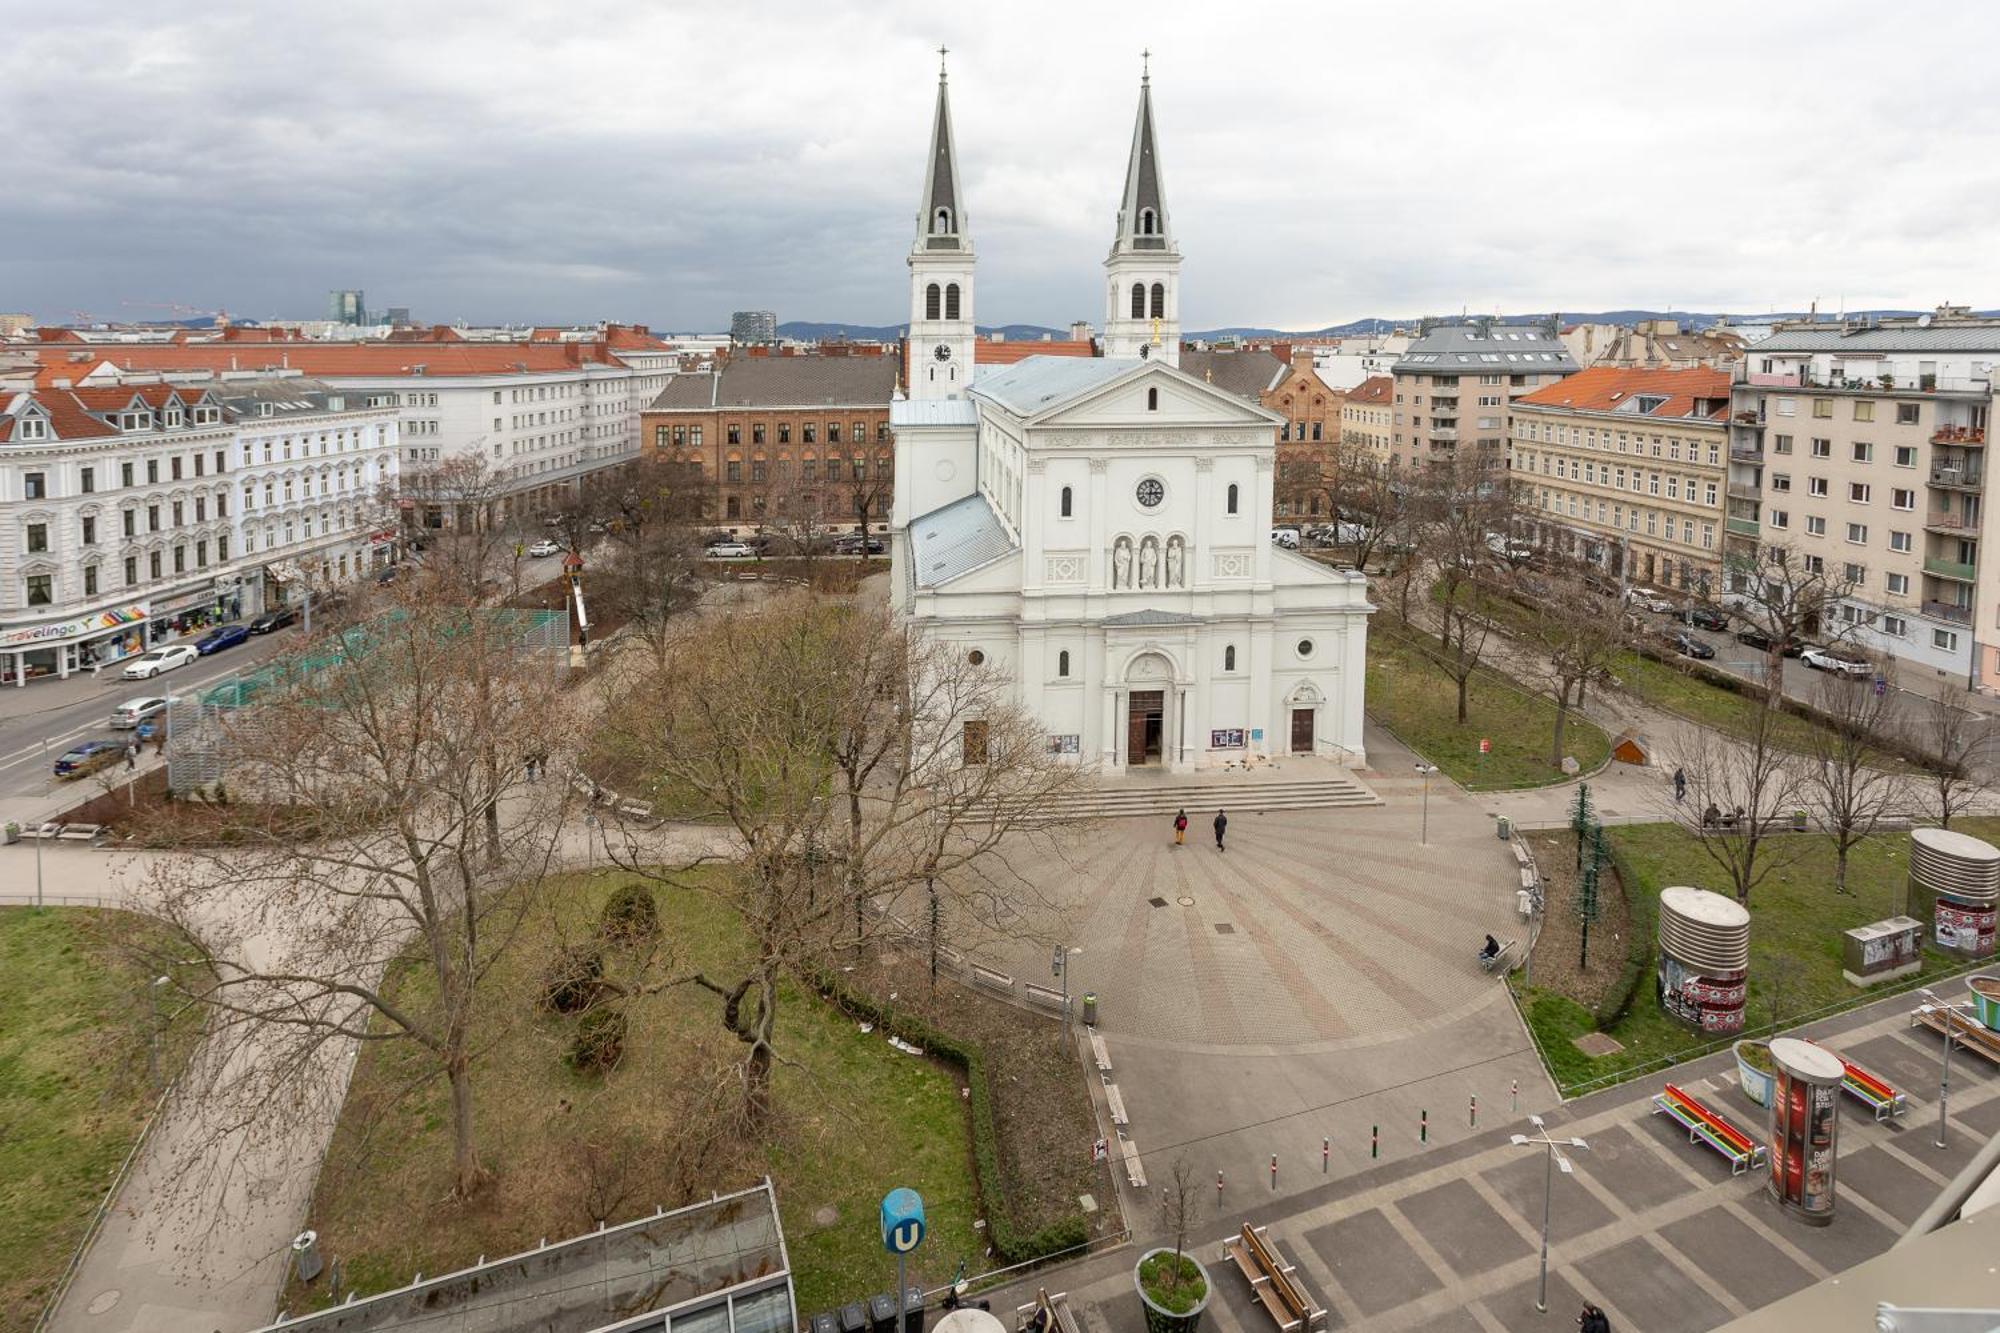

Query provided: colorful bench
[1221,1223,1327,1333]
[1805,1039,1908,1121]
[1651,1082,1767,1175]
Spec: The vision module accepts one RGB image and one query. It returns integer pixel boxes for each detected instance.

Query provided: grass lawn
[1520,818,2000,1094]
[291,871,983,1319]
[0,909,200,1331]
[1366,620,1610,790]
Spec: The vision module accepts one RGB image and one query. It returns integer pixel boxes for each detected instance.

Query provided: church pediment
[1101,608,1203,627]
[1028,360,1281,432]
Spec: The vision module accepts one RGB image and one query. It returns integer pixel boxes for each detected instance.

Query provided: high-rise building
[730,310,778,345]
[385,306,412,326]
[327,289,367,325]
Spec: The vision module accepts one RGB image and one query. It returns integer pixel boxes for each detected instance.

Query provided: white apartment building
[1724,308,1999,687]
[1,376,399,685]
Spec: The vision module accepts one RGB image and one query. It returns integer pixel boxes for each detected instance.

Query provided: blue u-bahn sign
[880,1188,926,1255]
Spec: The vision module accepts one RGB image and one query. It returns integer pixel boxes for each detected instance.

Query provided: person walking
[1172,809,1187,847]
[124,740,139,772]
[1577,1304,1611,1333]
[1213,810,1228,852]
[1673,767,1687,803]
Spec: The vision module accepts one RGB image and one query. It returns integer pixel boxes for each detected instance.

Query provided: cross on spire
[1141,48,1150,83]
[938,44,949,78]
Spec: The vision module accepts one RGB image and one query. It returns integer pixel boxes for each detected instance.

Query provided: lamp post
[147,974,170,1086]
[1510,1114,1589,1315]
[35,733,50,907]
[1918,988,1978,1150]
[1413,762,1437,846]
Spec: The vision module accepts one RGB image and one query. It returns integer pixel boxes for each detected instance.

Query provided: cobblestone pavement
[989,985,1994,1331]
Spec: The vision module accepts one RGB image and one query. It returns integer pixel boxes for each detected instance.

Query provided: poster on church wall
[1047,734,1079,755]
[1210,728,1245,749]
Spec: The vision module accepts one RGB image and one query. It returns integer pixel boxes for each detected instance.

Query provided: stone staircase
[978,770,1382,823]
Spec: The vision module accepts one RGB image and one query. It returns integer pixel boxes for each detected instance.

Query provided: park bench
[1021,981,1065,1011]
[1089,1031,1112,1072]
[1220,1223,1326,1333]
[1014,1288,1081,1333]
[1806,1039,1908,1121]
[1120,1136,1147,1188]
[970,965,1013,994]
[1651,1083,1766,1175]
[55,823,104,842]
[1103,1082,1129,1127]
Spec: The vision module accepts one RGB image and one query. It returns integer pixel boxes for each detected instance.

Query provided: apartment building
[1511,367,1730,592]
[1341,375,1394,464]
[1391,320,1578,472]
[1724,309,2000,686]
[1,376,399,684]
[1561,319,1746,371]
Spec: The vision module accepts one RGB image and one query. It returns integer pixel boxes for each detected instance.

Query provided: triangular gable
[1024,359,1282,431]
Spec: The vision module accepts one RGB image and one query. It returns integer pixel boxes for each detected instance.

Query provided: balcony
[1731,411,1766,427]
[1930,465,1985,489]
[1922,600,1973,625]
[1727,483,1762,502]
[1932,426,1987,446]
[1925,511,1981,536]
[1729,445,1764,463]
[1925,556,1977,582]
[1726,516,1761,538]
[1429,427,1458,441]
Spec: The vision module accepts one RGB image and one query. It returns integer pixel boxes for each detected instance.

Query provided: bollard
[1421,1109,1428,1144]
[1217,1170,1224,1200]
[1270,1154,1278,1189]
[1470,1094,1477,1129]
[1322,1137,1330,1173]
[1371,1125,1378,1159]
[1512,1079,1518,1113]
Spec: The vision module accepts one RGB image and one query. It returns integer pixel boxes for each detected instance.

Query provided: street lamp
[1413,762,1437,846]
[1510,1114,1589,1315]
[147,975,171,1086]
[1918,987,1978,1150]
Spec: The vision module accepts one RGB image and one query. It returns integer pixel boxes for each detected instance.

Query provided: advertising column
[1767,1037,1844,1226]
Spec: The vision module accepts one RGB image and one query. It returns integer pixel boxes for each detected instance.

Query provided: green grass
[1366,620,1610,790]
[295,871,981,1317]
[1520,819,2000,1094]
[0,909,200,1329]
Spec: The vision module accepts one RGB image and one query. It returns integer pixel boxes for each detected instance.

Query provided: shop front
[149,578,242,644]
[1,602,150,686]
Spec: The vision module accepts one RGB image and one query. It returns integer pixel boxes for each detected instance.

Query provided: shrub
[567,1006,627,1073]
[542,946,605,1014]
[599,882,661,945]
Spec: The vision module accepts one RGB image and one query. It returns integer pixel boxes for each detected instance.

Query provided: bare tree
[1519,558,1626,766]
[1918,680,1985,828]
[394,452,517,604]
[1715,541,1864,702]
[1662,700,1808,904]
[1804,670,1901,894]
[1421,459,1518,723]
[130,597,577,1203]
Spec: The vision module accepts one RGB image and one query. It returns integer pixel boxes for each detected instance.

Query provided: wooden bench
[970,965,1013,994]
[1511,841,1531,868]
[1220,1224,1326,1333]
[1089,1032,1112,1072]
[1519,866,1538,891]
[1021,981,1065,1010]
[1807,1039,1908,1121]
[1103,1083,1129,1127]
[1120,1136,1147,1188]
[1651,1083,1766,1175]
[1014,1288,1082,1333]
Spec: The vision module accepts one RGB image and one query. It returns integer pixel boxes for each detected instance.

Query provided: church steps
[972,775,1381,823]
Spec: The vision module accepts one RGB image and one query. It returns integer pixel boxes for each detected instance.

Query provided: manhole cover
[1572,1032,1625,1057]
[813,1206,839,1228]
[1148,896,1168,908]
[1177,895,1195,907]
[1214,923,1236,935]
[86,1291,121,1315]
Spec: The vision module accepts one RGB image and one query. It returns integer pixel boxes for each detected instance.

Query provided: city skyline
[6,1,1999,331]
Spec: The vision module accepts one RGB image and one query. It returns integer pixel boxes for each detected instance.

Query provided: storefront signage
[154,582,221,614]
[0,603,149,649]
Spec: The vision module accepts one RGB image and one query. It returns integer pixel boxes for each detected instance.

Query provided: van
[1271,527,1301,549]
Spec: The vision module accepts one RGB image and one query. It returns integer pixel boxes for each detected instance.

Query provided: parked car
[1733,625,1805,657]
[54,739,125,779]
[1271,527,1301,549]
[1665,629,1716,660]
[1676,605,1731,632]
[194,624,251,656]
[1627,587,1676,614]
[705,541,755,558]
[248,607,297,634]
[526,538,564,558]
[1801,646,1873,677]
[109,696,170,729]
[122,644,198,679]
[832,535,886,555]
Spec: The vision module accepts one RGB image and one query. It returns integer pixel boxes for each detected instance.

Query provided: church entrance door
[1290,708,1315,754]
[1128,690,1165,765]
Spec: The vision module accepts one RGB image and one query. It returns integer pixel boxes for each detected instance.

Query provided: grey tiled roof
[647,357,897,411]
[1753,326,2000,354]
[889,398,979,427]
[972,356,1138,416]
[909,492,1016,586]
[1102,608,1202,626]
[1394,323,1578,374]
[1177,349,1284,401]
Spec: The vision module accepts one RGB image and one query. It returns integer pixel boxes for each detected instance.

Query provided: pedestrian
[1213,810,1228,852]
[1672,766,1686,803]
[124,741,138,772]
[1173,809,1187,847]
[1577,1303,1610,1333]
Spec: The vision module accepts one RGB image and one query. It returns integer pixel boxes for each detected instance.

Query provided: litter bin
[1496,815,1513,840]
[869,1292,899,1333]
[838,1302,868,1333]
[292,1230,323,1283]
[903,1285,926,1333]
[1082,993,1098,1025]
[810,1313,837,1333]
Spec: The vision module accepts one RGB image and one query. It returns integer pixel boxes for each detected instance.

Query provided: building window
[1809,477,1829,497]
[23,472,45,500]
[1059,485,1072,518]
[217,534,228,561]
[1224,645,1236,671]
[925,283,941,320]
[25,573,52,606]
[1813,399,1833,419]
[1934,628,1960,652]
[802,459,817,482]
[752,423,766,445]
[725,461,741,483]
[149,551,161,579]
[173,546,185,574]
[690,427,702,448]
[1810,437,1831,458]
[750,460,766,483]
[1887,572,1909,595]
[1146,388,1158,412]
[1845,562,1867,585]
[1854,400,1875,422]
[1773,433,1793,454]
[967,648,985,666]
[80,466,95,494]
[1226,482,1239,514]
[828,423,841,444]
[1895,445,1917,467]
[945,283,960,320]
[803,424,816,444]
[25,522,48,553]
[1767,509,1788,529]
[196,539,208,568]
[1130,283,1145,319]
[1896,403,1920,425]
[1149,282,1165,319]
[1806,516,1827,536]
[121,462,134,488]
[1296,638,1315,659]
[83,564,98,597]
[1890,530,1912,552]
[1849,482,1871,503]
[1852,441,1873,462]
[1892,488,1915,510]
[1057,650,1070,677]
[727,424,741,445]
[1847,523,1868,544]
[1881,615,1907,637]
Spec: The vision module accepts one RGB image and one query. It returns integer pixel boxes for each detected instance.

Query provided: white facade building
[1,376,399,684]
[889,67,1372,772]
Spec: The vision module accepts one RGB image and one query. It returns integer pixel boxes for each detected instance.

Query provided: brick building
[1179,346,1345,516]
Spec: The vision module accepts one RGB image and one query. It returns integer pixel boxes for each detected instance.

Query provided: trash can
[838,1302,868,1333]
[869,1292,899,1333]
[810,1313,837,1333]
[903,1285,926,1333]
[1082,993,1098,1025]
[1496,815,1513,840]
[292,1230,323,1283]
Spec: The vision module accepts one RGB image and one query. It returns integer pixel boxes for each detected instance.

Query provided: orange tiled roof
[1515,365,1731,421]
[30,341,615,382]
[1347,375,1393,405]
[973,340,1095,366]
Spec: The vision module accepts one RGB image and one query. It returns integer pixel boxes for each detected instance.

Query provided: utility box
[1841,916,1923,987]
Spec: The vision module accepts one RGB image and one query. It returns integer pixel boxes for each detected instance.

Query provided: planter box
[1136,1249,1211,1333]
[1735,1040,1776,1108]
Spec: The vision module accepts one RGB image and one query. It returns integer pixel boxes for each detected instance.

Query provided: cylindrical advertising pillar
[1767,1038,1844,1226]
[1656,887,1751,1034]
[1908,828,2000,960]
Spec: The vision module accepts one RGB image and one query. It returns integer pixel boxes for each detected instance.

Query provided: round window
[1135,478,1165,508]
[1296,638,1315,659]
[968,649,986,666]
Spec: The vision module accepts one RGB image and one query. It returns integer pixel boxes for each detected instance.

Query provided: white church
[888,63,1373,775]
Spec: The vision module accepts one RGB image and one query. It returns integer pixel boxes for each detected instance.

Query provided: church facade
[888,64,1372,774]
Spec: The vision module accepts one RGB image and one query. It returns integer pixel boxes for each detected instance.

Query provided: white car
[110,696,170,728]
[122,644,198,679]
[1800,647,1873,677]
[1271,528,1301,549]
[526,539,563,558]
[705,541,755,558]
[1626,587,1676,614]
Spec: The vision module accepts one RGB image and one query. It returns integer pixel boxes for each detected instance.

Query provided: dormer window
[1138,207,1158,236]
[164,407,183,427]
[193,406,219,425]
[16,416,47,442]
[119,411,151,432]
[260,403,275,417]
[932,206,953,235]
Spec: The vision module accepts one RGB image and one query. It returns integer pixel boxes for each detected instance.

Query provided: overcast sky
[7,1,1999,333]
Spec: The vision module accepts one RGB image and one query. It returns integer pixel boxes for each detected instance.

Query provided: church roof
[1177,348,1285,401]
[908,492,1016,587]
[970,355,1137,416]
[1113,75,1171,252]
[915,68,967,252]
[1102,608,1203,627]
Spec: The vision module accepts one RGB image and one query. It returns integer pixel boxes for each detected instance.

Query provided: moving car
[1801,646,1873,677]
[249,607,297,634]
[705,541,755,558]
[1676,605,1730,632]
[526,538,564,558]
[1666,629,1716,660]
[53,739,124,779]
[195,624,251,656]
[110,696,170,729]
[122,644,198,679]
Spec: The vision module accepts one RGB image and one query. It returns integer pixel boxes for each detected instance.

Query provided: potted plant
[1735,1038,1776,1106]
[1791,808,1808,832]
[1135,1159,1210,1333]
[1,820,18,845]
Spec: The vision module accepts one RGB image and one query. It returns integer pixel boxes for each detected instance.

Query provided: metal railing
[1924,556,1976,582]
[1921,600,1972,625]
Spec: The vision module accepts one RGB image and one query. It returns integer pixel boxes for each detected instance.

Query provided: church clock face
[1135,478,1165,508]
[933,343,952,362]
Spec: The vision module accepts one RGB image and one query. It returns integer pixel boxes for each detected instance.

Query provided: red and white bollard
[1270,1153,1278,1188]
[1322,1137,1330,1173]
[1217,1170,1224,1200]
[1470,1094,1478,1128]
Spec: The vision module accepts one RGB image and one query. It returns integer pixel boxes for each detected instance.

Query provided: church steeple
[1103,56,1181,366]
[908,49,975,398]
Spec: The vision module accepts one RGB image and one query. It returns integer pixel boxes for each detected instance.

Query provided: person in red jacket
[1172,809,1187,846]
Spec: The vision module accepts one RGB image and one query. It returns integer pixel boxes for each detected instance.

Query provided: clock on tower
[933,343,952,362]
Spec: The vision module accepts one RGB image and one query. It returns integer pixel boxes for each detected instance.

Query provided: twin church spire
[904,51,1179,400]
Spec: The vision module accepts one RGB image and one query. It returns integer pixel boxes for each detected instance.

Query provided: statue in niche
[1112,536,1133,589]
[1165,535,1185,589]
[1138,535,1160,589]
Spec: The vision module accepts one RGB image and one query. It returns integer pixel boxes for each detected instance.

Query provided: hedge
[1594,837,1657,1030]
[806,967,1090,1264]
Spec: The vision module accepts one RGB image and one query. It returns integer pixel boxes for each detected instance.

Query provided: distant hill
[777,320,1068,343]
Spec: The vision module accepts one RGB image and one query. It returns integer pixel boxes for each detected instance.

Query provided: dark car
[249,607,297,634]
[54,739,125,779]
[1677,605,1730,631]
[1666,629,1716,660]
[195,624,251,656]
[1734,625,1803,657]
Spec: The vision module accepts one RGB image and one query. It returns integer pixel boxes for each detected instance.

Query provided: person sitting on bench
[1481,934,1501,961]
